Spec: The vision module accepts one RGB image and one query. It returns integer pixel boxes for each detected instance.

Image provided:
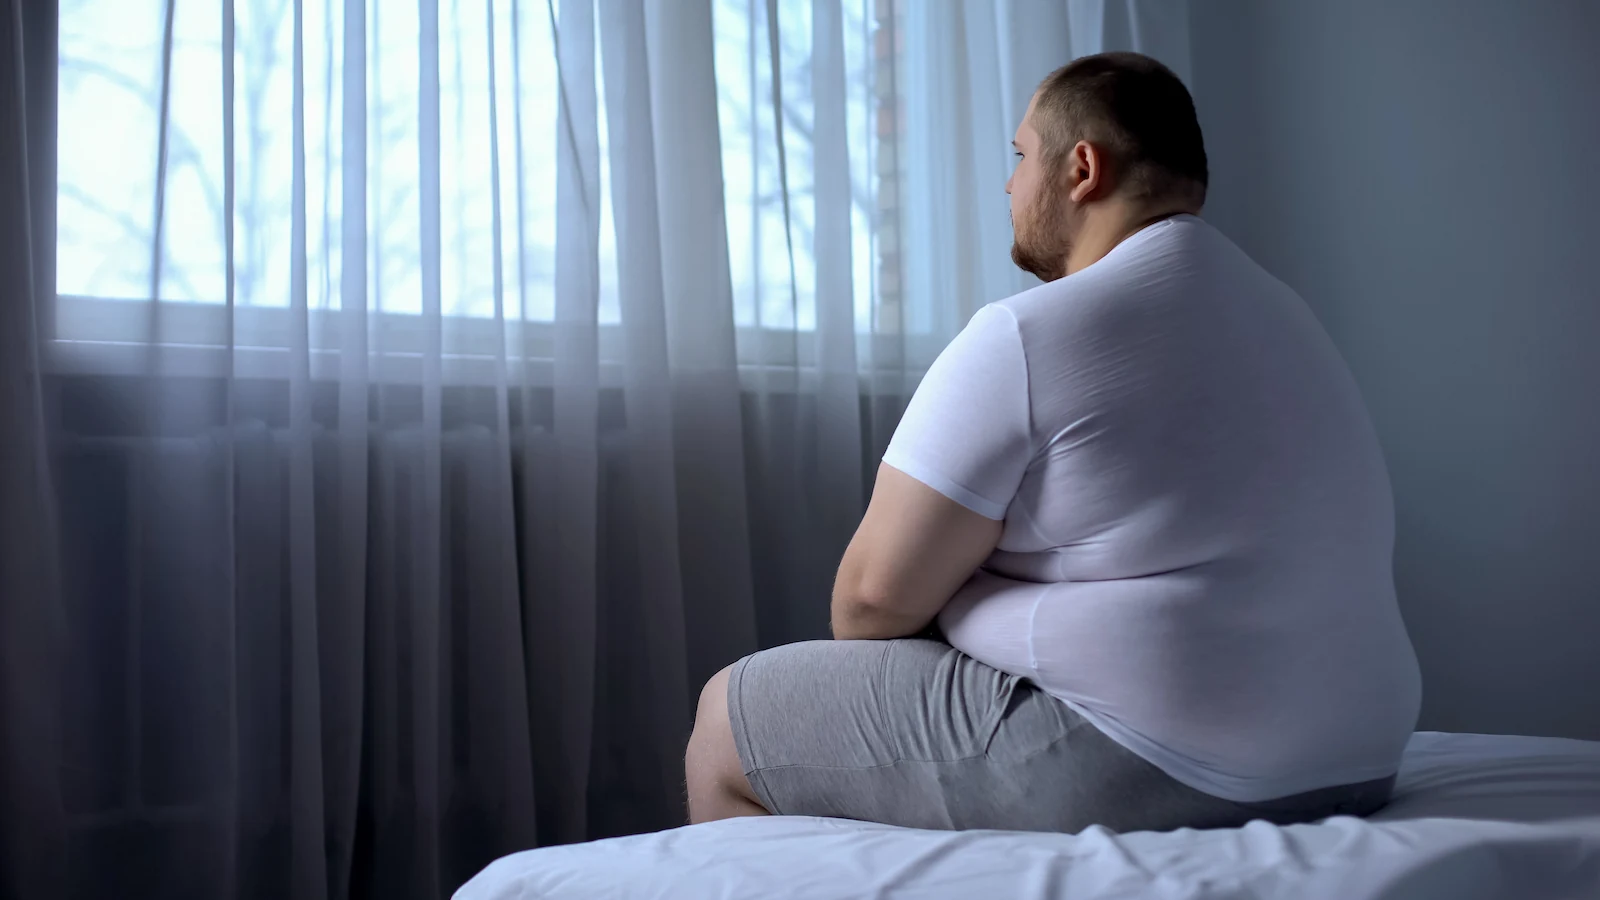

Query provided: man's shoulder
[998,224,1263,334]
[993,265,1145,336]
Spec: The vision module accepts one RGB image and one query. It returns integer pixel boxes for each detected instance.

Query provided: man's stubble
[1010,176,1075,283]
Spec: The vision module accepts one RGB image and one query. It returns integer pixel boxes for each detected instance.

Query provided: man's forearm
[828,464,1000,640]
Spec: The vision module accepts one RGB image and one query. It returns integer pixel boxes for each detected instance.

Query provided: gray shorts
[727,638,1395,833]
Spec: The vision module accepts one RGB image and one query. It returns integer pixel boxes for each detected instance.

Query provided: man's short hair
[1032,52,1207,206]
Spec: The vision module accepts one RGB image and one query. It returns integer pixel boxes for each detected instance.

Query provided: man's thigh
[726,638,1073,830]
[727,639,1404,834]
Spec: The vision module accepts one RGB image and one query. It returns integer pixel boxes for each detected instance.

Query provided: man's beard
[1010,190,1073,282]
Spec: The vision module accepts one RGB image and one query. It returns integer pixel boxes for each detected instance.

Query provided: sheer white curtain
[5,0,1189,897]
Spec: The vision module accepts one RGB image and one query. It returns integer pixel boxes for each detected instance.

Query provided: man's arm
[830,463,1004,640]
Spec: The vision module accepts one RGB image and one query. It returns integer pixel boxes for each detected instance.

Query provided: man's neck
[1062,200,1198,277]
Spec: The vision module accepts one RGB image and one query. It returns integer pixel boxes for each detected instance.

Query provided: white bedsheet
[457,732,1600,900]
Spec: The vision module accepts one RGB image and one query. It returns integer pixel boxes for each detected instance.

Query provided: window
[54,0,913,375]
[711,0,885,334]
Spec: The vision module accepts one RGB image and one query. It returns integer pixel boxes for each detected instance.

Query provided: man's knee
[686,662,767,816]
[692,664,734,759]
[687,664,737,772]
[695,665,733,733]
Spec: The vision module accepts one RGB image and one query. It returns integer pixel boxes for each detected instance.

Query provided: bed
[456,732,1600,899]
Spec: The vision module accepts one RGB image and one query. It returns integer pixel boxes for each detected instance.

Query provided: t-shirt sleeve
[882,303,1033,520]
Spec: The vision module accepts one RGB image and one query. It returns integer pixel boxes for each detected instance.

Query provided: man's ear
[1066,139,1106,203]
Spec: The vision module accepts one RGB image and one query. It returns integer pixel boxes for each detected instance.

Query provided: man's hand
[830,463,1004,640]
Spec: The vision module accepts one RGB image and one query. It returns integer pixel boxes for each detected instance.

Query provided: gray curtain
[0,1,65,898]
[22,0,924,896]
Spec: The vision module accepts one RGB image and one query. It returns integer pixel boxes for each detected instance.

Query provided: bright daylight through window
[54,0,895,357]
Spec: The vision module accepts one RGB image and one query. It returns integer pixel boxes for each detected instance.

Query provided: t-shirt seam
[993,303,1038,461]
[1025,587,1045,676]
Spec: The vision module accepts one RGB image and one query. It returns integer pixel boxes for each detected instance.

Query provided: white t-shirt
[882,214,1422,803]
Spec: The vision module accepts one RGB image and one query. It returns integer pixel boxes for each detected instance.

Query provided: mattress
[456,732,1600,899]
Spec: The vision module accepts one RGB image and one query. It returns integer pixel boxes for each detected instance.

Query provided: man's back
[892,214,1423,802]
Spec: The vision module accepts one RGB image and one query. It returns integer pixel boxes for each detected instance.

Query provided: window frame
[48,293,940,389]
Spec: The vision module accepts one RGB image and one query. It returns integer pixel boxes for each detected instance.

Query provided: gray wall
[1190,0,1600,739]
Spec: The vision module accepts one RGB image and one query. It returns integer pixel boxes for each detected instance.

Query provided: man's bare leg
[685,664,770,823]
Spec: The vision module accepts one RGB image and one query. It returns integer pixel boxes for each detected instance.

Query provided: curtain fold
[597,0,694,819]
[1,0,65,896]
[644,0,760,687]
[809,0,867,614]
[545,0,602,847]
[321,0,370,896]
[7,1,1192,897]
